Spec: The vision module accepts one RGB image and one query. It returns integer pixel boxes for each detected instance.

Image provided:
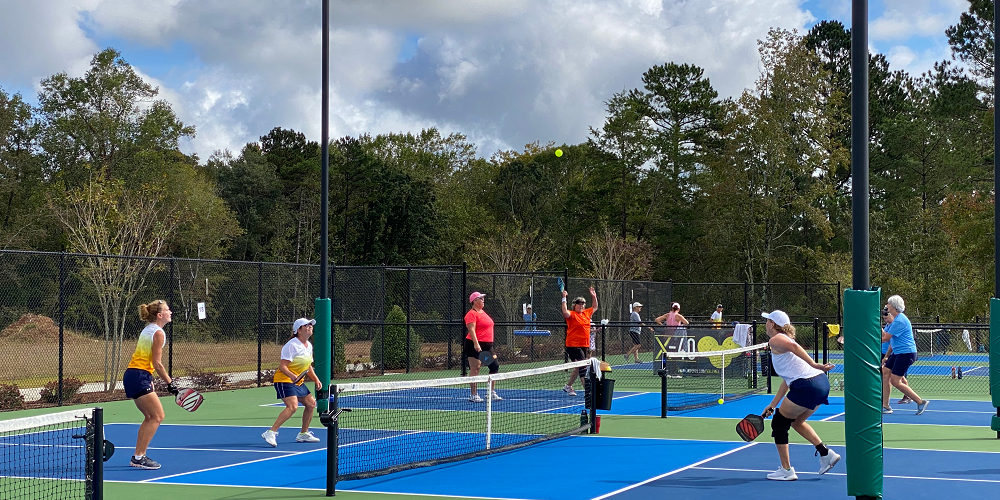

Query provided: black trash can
[595,377,615,411]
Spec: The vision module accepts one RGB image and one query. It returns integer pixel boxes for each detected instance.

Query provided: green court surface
[1,374,997,500]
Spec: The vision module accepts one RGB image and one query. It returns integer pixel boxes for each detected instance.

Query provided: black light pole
[851,0,870,293]
[320,0,335,494]
[993,0,999,440]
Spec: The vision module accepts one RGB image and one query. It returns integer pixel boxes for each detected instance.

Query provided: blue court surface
[100,424,997,500]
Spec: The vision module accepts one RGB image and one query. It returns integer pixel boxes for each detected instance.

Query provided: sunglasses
[882,311,889,316]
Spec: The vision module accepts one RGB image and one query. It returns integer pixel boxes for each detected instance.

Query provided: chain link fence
[7,250,916,412]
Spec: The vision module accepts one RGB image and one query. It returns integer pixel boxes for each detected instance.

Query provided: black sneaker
[130,455,161,470]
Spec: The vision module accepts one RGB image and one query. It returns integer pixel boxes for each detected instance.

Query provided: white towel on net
[733,323,752,347]
[586,357,603,381]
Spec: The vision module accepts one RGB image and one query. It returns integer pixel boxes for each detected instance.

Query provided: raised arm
[589,286,598,312]
[561,290,570,318]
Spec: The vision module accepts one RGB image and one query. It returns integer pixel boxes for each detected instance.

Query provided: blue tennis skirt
[274,382,311,399]
[123,368,155,399]
[786,374,830,410]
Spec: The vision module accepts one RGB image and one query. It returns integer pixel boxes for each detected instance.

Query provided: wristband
[561,298,567,303]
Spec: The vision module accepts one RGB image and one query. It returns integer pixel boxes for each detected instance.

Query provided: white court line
[138,430,422,483]
[820,412,845,421]
[693,466,1000,484]
[106,444,294,454]
[587,442,758,500]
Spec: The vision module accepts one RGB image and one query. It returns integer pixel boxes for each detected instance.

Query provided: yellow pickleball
[718,398,724,405]
[555,149,563,157]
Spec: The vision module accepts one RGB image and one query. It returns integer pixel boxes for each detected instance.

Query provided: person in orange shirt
[560,286,598,395]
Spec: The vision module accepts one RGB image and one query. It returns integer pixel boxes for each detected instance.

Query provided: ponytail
[139,300,167,322]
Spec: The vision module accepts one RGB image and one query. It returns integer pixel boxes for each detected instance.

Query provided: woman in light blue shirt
[881,295,929,415]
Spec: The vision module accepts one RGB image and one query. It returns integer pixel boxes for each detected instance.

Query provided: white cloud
[9,0,958,162]
[870,0,965,41]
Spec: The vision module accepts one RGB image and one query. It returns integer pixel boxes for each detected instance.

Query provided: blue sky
[0,0,975,161]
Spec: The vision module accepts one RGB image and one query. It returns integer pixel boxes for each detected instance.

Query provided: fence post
[743,281,749,322]
[406,268,412,374]
[837,281,843,326]
[257,262,263,387]
[58,252,66,406]
[823,322,829,364]
[462,262,467,376]
[331,264,337,377]
[813,317,820,361]
[168,258,175,378]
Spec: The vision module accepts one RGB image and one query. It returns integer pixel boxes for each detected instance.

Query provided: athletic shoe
[562,385,577,396]
[915,400,930,415]
[818,450,841,474]
[130,455,161,470]
[766,466,797,481]
[490,391,503,401]
[882,406,893,414]
[296,431,320,443]
[469,394,484,403]
[262,430,278,447]
[897,396,912,404]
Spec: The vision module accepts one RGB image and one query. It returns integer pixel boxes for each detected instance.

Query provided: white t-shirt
[273,337,313,385]
[710,311,723,322]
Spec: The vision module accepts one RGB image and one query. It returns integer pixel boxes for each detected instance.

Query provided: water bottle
[950,366,956,379]
[957,366,963,379]
[580,410,588,427]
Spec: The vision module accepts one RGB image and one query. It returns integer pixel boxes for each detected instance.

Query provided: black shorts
[628,331,641,345]
[565,346,587,361]
[463,338,494,359]
[884,352,917,377]
[123,368,155,399]
[464,339,499,373]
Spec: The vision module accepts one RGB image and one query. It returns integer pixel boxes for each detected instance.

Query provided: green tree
[945,0,994,84]
[0,88,46,248]
[371,304,421,370]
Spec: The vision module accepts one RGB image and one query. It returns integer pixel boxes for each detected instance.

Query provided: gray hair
[887,295,905,313]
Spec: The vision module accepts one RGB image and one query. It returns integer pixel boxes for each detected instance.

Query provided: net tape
[337,358,593,394]
[660,341,769,360]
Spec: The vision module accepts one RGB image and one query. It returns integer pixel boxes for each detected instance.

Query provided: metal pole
[327,387,338,496]
[93,407,104,500]
[461,262,467,376]
[823,322,829,364]
[320,0,330,301]
[168,258,175,378]
[851,0,870,292]
[994,0,999,439]
[58,252,65,406]
[257,262,263,387]
[406,268,412,373]
[813,317,820,361]
[743,281,749,322]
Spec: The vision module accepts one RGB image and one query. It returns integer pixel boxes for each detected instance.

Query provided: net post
[93,407,103,500]
[327,385,338,496]
[660,370,667,418]
[588,368,597,433]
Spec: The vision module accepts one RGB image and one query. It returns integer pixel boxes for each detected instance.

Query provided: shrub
[0,384,25,410]
[258,369,276,385]
[185,367,226,391]
[370,305,422,370]
[39,377,85,403]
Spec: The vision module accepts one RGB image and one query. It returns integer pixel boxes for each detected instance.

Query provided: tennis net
[332,359,593,481]
[0,407,105,500]
[659,342,769,413]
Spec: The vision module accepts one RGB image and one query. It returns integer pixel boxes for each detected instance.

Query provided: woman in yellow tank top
[122,299,175,470]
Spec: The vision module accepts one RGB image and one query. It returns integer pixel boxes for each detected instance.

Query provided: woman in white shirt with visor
[760,310,840,481]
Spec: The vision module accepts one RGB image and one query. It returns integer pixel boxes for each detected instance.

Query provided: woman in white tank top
[759,310,839,482]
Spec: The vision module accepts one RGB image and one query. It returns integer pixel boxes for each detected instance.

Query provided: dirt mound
[0,313,91,344]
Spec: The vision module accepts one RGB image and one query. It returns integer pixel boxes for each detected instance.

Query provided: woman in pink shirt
[655,302,689,328]
[464,291,501,403]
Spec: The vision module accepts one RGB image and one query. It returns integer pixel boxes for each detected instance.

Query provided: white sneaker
[767,466,798,481]
[562,385,577,396]
[818,450,841,474]
[490,391,503,401]
[469,393,483,402]
[262,430,277,447]
[915,400,930,415]
[882,406,893,414]
[296,431,320,443]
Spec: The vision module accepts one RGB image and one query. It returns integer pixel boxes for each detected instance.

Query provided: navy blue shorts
[786,374,830,410]
[884,352,917,377]
[123,368,155,399]
[274,382,311,399]
[628,331,641,345]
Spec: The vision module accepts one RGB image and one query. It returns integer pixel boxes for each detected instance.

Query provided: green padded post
[990,299,1000,433]
[315,297,332,413]
[844,288,882,499]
